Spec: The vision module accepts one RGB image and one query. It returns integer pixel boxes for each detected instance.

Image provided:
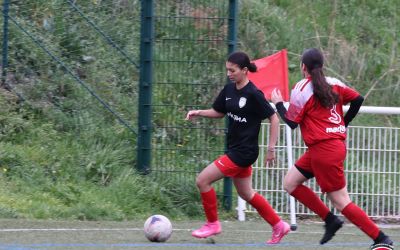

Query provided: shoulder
[292,78,311,91]
[325,77,359,100]
[246,81,264,95]
[291,78,313,97]
[247,81,267,99]
[326,77,347,87]
[219,82,233,93]
[325,77,358,95]
[290,78,313,107]
[247,81,259,91]
[223,82,234,89]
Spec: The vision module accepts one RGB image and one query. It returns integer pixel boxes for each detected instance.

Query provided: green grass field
[0,218,398,249]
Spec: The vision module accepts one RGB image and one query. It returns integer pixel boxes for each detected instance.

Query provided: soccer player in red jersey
[186,51,290,244]
[271,48,393,248]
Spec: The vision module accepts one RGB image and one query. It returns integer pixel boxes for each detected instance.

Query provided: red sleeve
[340,85,360,104]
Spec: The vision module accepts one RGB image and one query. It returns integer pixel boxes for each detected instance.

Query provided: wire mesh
[150,1,230,185]
[2,1,399,219]
[250,123,400,219]
[3,1,140,133]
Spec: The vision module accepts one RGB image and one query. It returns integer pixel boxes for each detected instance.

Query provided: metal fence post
[2,0,10,89]
[137,0,154,174]
[223,0,238,211]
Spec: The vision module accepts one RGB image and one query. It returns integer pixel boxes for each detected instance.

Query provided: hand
[185,110,201,120]
[271,88,283,105]
[265,150,276,166]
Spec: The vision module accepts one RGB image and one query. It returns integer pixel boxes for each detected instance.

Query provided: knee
[195,176,205,189]
[327,190,352,212]
[283,177,297,194]
[195,175,211,191]
[332,200,351,212]
[237,189,255,202]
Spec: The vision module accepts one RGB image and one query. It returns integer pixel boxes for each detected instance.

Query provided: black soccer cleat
[372,231,394,246]
[320,215,344,244]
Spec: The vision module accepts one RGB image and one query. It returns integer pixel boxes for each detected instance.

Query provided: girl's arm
[275,102,299,129]
[186,108,225,120]
[271,88,298,129]
[344,95,364,127]
[265,113,279,164]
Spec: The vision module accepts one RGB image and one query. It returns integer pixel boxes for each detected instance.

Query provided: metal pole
[2,0,10,90]
[223,0,238,211]
[285,125,297,231]
[137,0,154,174]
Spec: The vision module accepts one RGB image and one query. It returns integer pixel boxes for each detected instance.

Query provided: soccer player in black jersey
[186,51,290,244]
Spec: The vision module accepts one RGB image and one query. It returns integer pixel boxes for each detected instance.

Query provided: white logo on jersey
[326,125,346,133]
[217,160,225,166]
[225,97,232,101]
[227,112,247,123]
[328,105,342,124]
[238,97,247,108]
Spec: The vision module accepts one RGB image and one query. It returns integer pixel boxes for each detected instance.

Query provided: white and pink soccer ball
[143,214,173,242]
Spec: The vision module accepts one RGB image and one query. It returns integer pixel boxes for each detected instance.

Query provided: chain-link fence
[1,0,238,208]
[147,0,238,209]
[1,0,140,134]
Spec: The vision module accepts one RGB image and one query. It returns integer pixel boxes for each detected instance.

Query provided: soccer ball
[143,214,173,242]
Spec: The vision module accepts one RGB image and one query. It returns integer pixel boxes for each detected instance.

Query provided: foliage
[239,0,399,117]
[0,0,397,220]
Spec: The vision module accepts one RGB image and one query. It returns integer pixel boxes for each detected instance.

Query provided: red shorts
[295,139,346,193]
[214,155,252,178]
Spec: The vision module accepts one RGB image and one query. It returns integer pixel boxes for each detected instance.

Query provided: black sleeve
[344,95,364,127]
[275,102,298,129]
[253,90,275,119]
[212,86,227,114]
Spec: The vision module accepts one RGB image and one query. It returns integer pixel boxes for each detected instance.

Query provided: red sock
[248,193,281,226]
[290,185,330,220]
[200,188,218,222]
[341,203,380,239]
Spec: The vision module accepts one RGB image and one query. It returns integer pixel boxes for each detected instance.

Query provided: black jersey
[212,81,275,167]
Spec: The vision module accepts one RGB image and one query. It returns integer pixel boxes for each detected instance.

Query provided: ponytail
[248,62,257,72]
[309,68,338,108]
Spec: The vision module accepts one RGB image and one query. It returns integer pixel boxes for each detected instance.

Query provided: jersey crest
[239,97,247,108]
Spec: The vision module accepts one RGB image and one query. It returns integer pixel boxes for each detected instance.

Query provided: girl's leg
[233,176,290,244]
[233,176,280,225]
[328,187,393,245]
[284,167,343,244]
[285,167,331,219]
[195,162,225,222]
[192,162,224,238]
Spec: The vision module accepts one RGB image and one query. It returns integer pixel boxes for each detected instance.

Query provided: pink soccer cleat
[267,220,290,244]
[191,221,222,238]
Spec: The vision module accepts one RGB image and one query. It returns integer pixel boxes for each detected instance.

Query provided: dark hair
[301,48,338,108]
[227,51,257,72]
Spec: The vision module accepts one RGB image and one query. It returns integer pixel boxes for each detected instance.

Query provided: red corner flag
[248,49,289,101]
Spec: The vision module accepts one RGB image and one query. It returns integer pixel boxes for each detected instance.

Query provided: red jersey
[286,77,360,146]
